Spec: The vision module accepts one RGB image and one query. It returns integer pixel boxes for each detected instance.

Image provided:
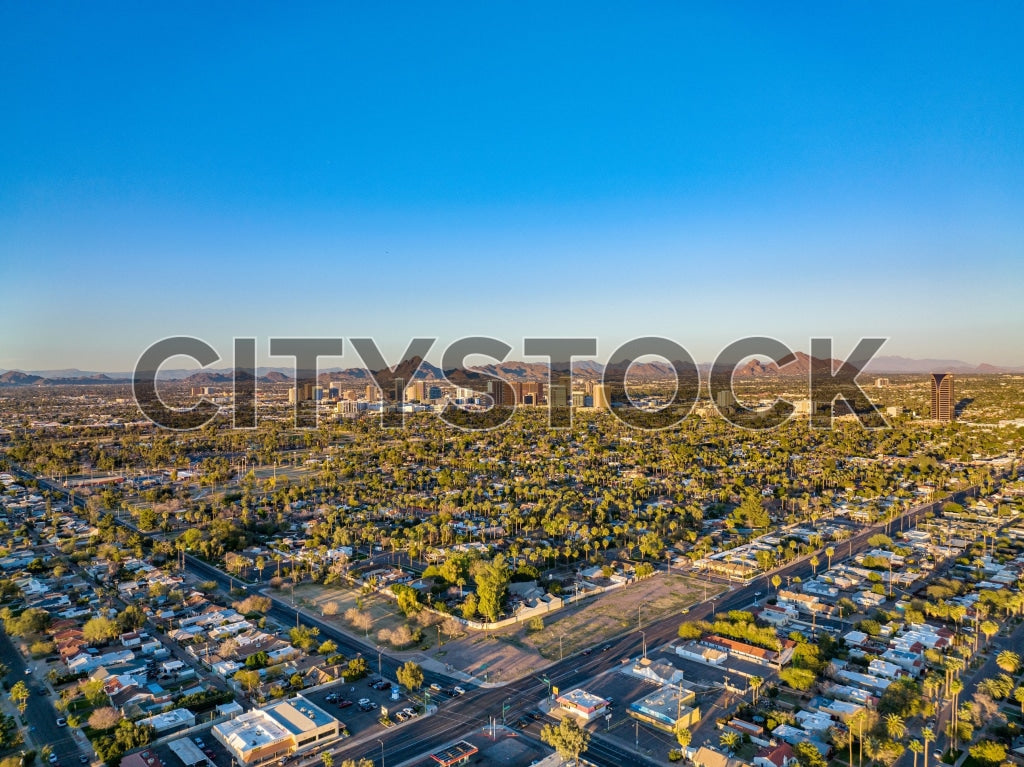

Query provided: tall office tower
[405,380,427,402]
[365,384,377,401]
[930,373,955,422]
[547,385,567,408]
[486,380,507,406]
[517,381,544,404]
[592,383,611,410]
[715,390,737,409]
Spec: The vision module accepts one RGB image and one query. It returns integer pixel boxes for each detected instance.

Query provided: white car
[452,686,465,695]
[56,718,67,727]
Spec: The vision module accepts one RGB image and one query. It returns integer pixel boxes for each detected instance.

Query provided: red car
[338,699,353,708]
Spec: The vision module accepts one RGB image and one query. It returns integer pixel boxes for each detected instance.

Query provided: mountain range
[2,354,1022,386]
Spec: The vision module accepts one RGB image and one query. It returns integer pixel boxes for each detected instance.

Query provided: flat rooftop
[431,740,479,766]
[263,695,335,734]
[630,687,697,725]
[556,688,608,709]
[214,711,291,751]
[168,738,207,766]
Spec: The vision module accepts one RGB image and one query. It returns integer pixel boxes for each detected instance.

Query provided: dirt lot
[425,573,727,683]
[521,574,724,659]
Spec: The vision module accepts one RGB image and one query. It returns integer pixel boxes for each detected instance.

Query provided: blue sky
[2,3,1023,371]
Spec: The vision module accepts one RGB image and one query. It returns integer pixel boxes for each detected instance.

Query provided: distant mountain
[0,370,44,385]
[3,353,1022,387]
[862,356,1024,374]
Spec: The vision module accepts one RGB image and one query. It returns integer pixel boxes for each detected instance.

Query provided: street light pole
[640,630,647,660]
[377,738,385,767]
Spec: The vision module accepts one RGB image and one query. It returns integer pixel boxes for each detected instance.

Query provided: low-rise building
[555,688,609,721]
[137,708,196,734]
[212,695,340,765]
[628,686,699,733]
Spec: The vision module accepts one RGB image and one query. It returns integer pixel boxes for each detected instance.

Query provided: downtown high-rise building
[930,373,955,422]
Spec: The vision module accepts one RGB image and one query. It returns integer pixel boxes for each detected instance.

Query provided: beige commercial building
[592,383,611,410]
[212,695,339,765]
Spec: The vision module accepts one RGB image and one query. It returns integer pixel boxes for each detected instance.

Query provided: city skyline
[3,4,1023,370]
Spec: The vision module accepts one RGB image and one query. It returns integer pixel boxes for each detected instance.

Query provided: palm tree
[909,740,923,767]
[675,722,692,749]
[810,554,820,575]
[997,650,1020,674]
[921,727,935,767]
[720,732,739,754]
[980,619,999,646]
[1015,687,1024,720]
[749,676,763,705]
[771,574,781,594]
[850,709,867,767]
[8,681,29,716]
[864,736,884,767]
[825,545,835,570]
[885,713,905,741]
[948,678,964,751]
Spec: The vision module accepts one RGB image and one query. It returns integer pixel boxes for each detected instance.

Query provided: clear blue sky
[2,3,1023,371]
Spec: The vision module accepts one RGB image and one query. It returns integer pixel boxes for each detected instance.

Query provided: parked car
[55,718,67,727]
[338,699,353,708]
